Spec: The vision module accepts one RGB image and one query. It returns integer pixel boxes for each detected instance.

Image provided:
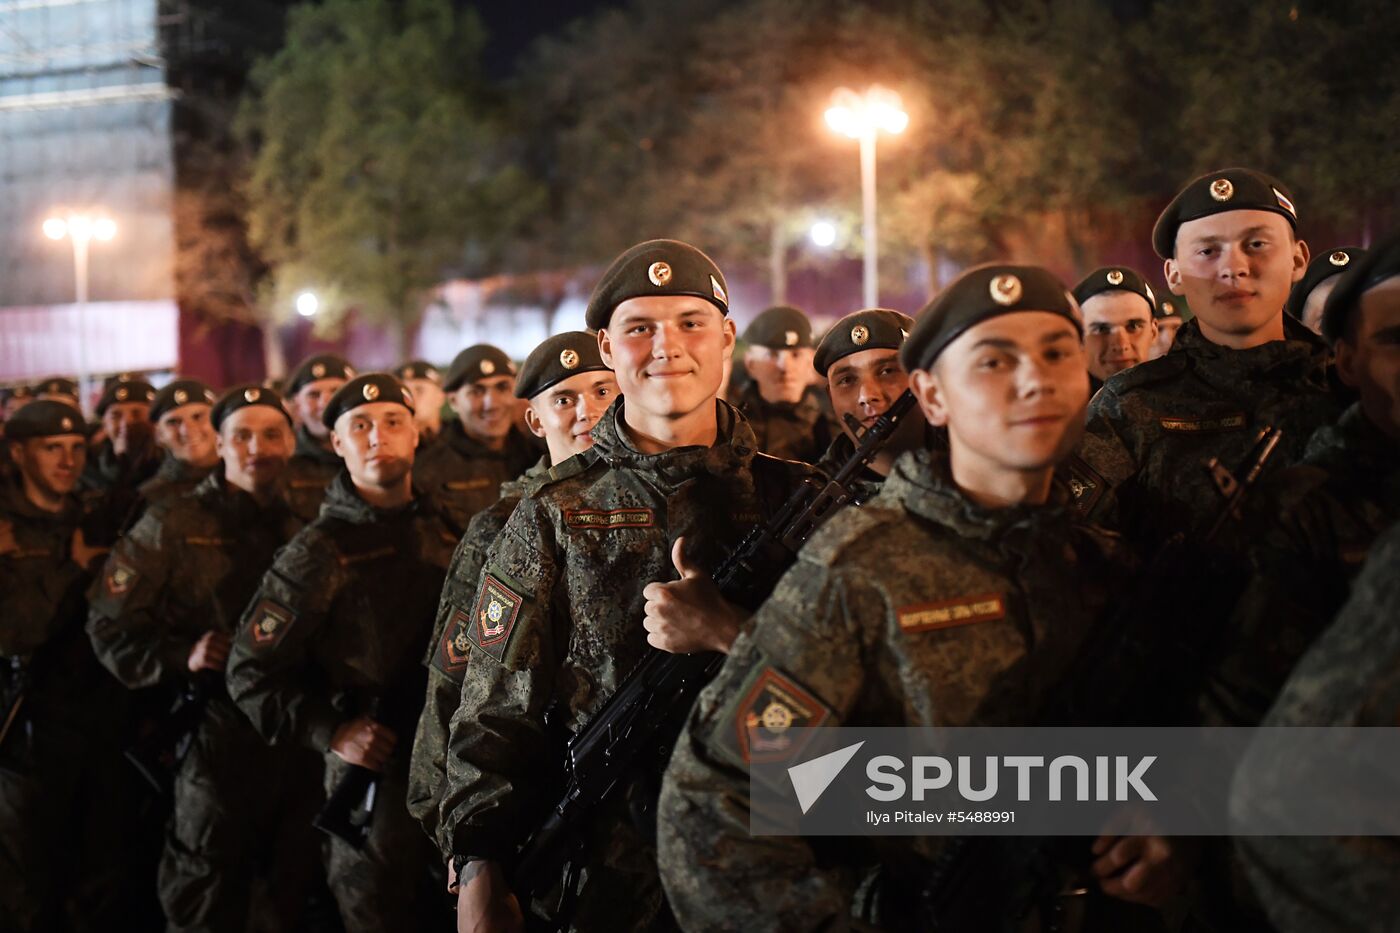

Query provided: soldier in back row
[137,379,221,511]
[283,353,355,522]
[733,304,838,463]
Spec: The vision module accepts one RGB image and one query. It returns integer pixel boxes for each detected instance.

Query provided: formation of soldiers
[1,165,1397,933]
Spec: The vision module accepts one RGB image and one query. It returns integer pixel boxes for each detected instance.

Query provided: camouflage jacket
[407,456,549,854]
[225,471,455,761]
[1204,403,1400,725]
[439,398,815,928]
[1074,316,1343,552]
[78,439,162,545]
[283,427,342,523]
[657,449,1130,931]
[734,382,837,464]
[1233,519,1400,933]
[86,468,302,691]
[413,421,540,538]
[136,454,214,509]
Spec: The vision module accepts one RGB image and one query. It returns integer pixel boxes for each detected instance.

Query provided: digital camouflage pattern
[439,398,815,931]
[1205,403,1400,726]
[86,467,321,933]
[811,430,886,505]
[136,454,214,512]
[734,382,837,464]
[658,449,1132,932]
[412,420,540,536]
[406,456,548,856]
[1075,316,1343,551]
[226,471,455,933]
[1233,519,1400,933]
[282,426,342,523]
[78,437,163,545]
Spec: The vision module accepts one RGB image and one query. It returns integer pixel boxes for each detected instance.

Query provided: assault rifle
[916,425,1285,931]
[507,390,920,914]
[124,675,215,796]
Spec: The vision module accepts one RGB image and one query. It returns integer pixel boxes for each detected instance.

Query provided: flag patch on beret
[1273,187,1297,218]
[468,574,524,662]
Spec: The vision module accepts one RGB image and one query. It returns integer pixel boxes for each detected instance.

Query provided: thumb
[671,536,701,580]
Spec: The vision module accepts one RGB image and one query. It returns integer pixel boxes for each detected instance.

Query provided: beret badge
[173,389,188,405]
[61,417,73,431]
[312,363,326,378]
[1329,251,1350,267]
[116,387,129,401]
[1106,270,1124,286]
[362,383,379,401]
[560,349,580,370]
[480,359,496,376]
[1209,178,1234,202]
[850,324,870,345]
[989,274,1023,306]
[784,330,798,347]
[244,388,261,403]
[648,261,673,287]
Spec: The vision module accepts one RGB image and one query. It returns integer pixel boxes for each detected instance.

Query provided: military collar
[1170,315,1331,387]
[440,419,528,463]
[196,464,291,519]
[737,381,822,419]
[588,396,758,487]
[319,469,423,524]
[0,477,81,526]
[882,448,1073,544]
[153,452,214,486]
[294,425,341,465]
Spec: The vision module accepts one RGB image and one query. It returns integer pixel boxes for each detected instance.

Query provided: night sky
[463,0,616,77]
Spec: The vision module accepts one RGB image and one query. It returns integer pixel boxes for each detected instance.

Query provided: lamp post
[824,86,907,308]
[43,212,116,412]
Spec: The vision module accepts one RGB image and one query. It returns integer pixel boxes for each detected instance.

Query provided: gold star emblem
[560,348,580,370]
[648,261,673,287]
[362,382,379,401]
[480,359,496,376]
[1329,251,1350,267]
[244,388,261,403]
[850,324,870,345]
[989,274,1023,306]
[1106,270,1124,286]
[1209,178,1234,202]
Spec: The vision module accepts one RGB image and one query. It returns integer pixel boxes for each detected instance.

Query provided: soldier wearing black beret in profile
[732,305,838,464]
[1149,294,1188,360]
[1071,266,1159,393]
[1286,246,1367,336]
[282,353,355,522]
[397,359,447,446]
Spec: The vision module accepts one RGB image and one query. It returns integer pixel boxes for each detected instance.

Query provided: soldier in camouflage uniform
[407,332,618,876]
[734,305,838,463]
[227,372,455,933]
[1071,267,1158,395]
[32,376,81,408]
[1284,245,1366,337]
[0,401,116,931]
[1148,295,1186,360]
[1207,234,1400,727]
[1231,518,1400,933]
[397,359,447,447]
[414,345,541,537]
[442,240,815,932]
[282,353,355,522]
[79,377,161,544]
[811,308,924,502]
[86,385,324,933]
[1075,168,1344,553]
[138,379,221,510]
[658,265,1187,931]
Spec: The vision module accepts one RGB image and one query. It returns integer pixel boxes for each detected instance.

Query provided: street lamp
[43,211,117,412]
[295,291,320,318]
[825,85,907,307]
[810,219,837,248]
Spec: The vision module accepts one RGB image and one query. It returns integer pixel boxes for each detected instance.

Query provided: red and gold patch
[897,593,1006,634]
[432,608,474,680]
[563,508,655,530]
[248,599,296,650]
[726,666,832,766]
[104,559,139,597]
[468,574,523,662]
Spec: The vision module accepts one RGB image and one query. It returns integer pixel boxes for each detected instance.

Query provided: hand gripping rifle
[506,390,920,911]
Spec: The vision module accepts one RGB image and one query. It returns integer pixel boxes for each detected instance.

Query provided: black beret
[396,360,443,384]
[96,378,156,416]
[1321,231,1400,344]
[286,354,355,396]
[103,372,143,389]
[444,344,516,392]
[514,331,611,400]
[814,309,913,376]
[1286,246,1367,320]
[584,238,729,331]
[1152,167,1299,259]
[1071,267,1157,315]
[322,373,415,430]
[5,399,86,439]
[210,384,293,432]
[901,265,1080,372]
[150,379,217,423]
[1153,296,1189,321]
[742,306,814,350]
[35,376,78,399]
[1,384,34,406]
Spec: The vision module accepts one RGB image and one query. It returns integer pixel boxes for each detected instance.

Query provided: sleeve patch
[248,599,297,650]
[467,574,524,661]
[1063,455,1106,517]
[432,607,474,679]
[897,593,1006,634]
[104,558,139,597]
[563,508,655,530]
[716,665,832,768]
[1158,412,1246,434]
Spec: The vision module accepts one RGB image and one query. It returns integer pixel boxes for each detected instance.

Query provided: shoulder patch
[432,607,474,679]
[563,507,655,530]
[897,592,1006,634]
[467,574,524,662]
[1158,412,1247,434]
[715,664,834,768]
[248,599,296,650]
[1063,455,1106,517]
[104,558,139,597]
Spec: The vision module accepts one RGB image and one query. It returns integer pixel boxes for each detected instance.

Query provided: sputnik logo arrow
[787,741,865,814]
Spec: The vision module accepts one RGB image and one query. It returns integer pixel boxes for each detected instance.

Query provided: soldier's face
[331,402,418,488]
[451,375,517,444]
[599,296,735,422]
[218,406,293,493]
[1148,317,1182,359]
[294,378,346,439]
[911,312,1088,477]
[102,401,151,456]
[1299,276,1339,336]
[12,434,86,497]
[826,348,909,442]
[744,346,815,405]
[526,371,620,463]
[405,378,445,440]
[1335,276,1400,441]
[1081,292,1157,382]
[1166,211,1307,345]
[156,403,218,467]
